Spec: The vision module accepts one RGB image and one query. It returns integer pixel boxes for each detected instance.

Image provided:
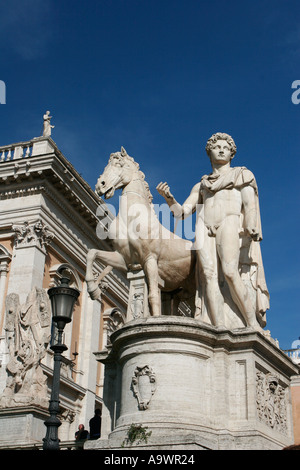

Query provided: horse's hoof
[89,287,101,300]
[86,281,101,300]
[151,311,160,317]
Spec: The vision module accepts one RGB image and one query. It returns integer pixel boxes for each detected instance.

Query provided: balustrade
[283,348,300,364]
[0,141,33,162]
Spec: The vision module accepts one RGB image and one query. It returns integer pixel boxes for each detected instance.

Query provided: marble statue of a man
[42,110,54,137]
[157,132,269,330]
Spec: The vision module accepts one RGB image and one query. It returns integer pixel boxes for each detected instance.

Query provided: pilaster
[7,219,54,304]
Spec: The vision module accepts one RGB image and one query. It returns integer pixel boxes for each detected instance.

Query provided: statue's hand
[246,226,261,241]
[156,182,173,200]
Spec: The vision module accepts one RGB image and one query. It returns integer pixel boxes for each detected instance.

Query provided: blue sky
[0,0,299,350]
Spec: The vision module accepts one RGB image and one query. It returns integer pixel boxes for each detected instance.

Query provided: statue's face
[209,139,232,165]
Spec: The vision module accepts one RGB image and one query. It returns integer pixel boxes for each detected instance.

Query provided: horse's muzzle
[95,177,106,196]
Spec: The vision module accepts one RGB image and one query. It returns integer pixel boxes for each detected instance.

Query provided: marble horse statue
[85,147,196,317]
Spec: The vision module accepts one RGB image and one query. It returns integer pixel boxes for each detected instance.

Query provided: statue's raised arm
[156,181,200,219]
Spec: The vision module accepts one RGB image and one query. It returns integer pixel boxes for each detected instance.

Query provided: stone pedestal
[0,405,49,448]
[85,317,299,450]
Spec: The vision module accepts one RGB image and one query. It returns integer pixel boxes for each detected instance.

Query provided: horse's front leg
[85,249,127,300]
[143,256,160,317]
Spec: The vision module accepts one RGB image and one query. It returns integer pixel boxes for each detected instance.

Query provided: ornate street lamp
[43,277,80,450]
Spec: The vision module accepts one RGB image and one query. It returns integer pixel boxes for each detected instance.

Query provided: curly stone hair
[205,132,237,158]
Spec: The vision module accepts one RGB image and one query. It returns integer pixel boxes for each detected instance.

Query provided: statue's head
[96,147,142,199]
[205,132,237,160]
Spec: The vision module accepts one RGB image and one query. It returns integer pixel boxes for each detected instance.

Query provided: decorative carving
[131,293,144,319]
[0,287,52,408]
[13,221,33,245]
[131,365,156,410]
[106,309,126,345]
[48,263,81,289]
[99,280,109,294]
[126,269,150,320]
[32,220,54,248]
[256,371,287,434]
[12,219,54,252]
[61,409,76,424]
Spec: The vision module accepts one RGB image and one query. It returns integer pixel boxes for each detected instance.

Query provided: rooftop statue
[42,110,54,137]
[157,132,269,330]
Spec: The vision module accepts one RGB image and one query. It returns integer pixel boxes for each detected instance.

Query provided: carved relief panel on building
[0,286,52,407]
[256,370,288,434]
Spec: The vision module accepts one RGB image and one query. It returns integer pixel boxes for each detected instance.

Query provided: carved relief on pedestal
[256,371,288,434]
[12,219,54,252]
[131,293,144,319]
[127,269,150,321]
[0,287,52,408]
[131,365,156,410]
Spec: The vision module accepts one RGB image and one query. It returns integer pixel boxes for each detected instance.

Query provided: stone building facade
[0,135,128,447]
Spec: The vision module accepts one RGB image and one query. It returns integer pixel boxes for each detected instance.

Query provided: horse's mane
[138,171,153,203]
[109,148,153,203]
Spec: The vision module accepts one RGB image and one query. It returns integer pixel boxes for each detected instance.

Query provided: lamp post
[43,277,79,450]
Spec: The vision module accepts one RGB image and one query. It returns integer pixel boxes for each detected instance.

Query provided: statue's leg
[85,249,127,299]
[216,217,256,328]
[197,231,224,326]
[143,256,160,317]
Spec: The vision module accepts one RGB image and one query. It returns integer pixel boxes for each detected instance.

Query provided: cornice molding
[0,137,114,224]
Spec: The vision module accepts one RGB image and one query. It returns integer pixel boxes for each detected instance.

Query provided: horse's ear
[121,146,127,157]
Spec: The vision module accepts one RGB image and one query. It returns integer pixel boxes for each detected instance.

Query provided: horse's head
[95,147,140,199]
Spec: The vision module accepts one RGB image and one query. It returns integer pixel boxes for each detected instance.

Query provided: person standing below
[89,408,101,439]
[75,424,88,441]
[157,132,269,330]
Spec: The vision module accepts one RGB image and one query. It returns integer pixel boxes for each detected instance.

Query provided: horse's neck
[122,176,148,201]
